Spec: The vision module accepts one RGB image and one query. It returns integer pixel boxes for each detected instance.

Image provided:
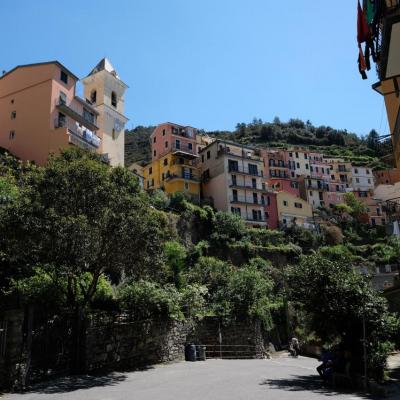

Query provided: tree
[286,254,398,379]
[366,129,379,151]
[343,192,369,218]
[0,147,168,311]
[163,241,187,289]
[210,211,246,243]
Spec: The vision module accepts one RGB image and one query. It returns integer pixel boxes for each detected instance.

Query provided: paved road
[1,355,388,400]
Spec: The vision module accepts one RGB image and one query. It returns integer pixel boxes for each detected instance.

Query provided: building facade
[143,123,201,200]
[200,140,268,226]
[351,166,374,191]
[0,59,127,166]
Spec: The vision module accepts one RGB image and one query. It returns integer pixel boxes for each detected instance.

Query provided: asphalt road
[1,355,386,400]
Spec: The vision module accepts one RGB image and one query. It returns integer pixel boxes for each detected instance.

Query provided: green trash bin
[196,345,206,361]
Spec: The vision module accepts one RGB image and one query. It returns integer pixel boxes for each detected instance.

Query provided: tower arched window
[111,91,117,108]
[90,89,97,104]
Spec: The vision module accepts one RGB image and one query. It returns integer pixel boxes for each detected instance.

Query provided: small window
[153,150,156,157]
[10,111,16,119]
[295,152,299,158]
[162,172,165,181]
[366,169,370,174]
[207,151,210,160]
[90,89,97,103]
[165,141,168,148]
[331,175,335,180]
[294,202,303,208]
[296,162,300,168]
[368,179,371,184]
[111,91,117,107]
[9,130,15,140]
[309,191,313,196]
[356,178,360,183]
[188,143,193,150]
[162,129,166,136]
[304,153,308,159]
[163,158,168,166]
[112,129,116,140]
[201,154,204,162]
[11,99,14,104]
[354,168,358,174]
[305,164,309,169]
[283,200,288,206]
[59,91,67,105]
[184,182,189,190]
[60,70,68,84]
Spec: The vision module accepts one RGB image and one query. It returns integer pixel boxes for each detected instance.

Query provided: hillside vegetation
[125,118,392,169]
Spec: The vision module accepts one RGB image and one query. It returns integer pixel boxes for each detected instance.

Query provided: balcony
[245,214,267,223]
[228,165,263,177]
[171,126,196,139]
[171,142,198,159]
[165,171,200,182]
[269,171,289,179]
[56,98,98,131]
[55,118,101,150]
[230,196,265,206]
[217,147,262,161]
[229,181,269,192]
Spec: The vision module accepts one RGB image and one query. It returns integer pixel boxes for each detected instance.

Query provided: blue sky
[0,0,387,136]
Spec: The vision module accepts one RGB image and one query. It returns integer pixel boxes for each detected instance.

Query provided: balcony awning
[372,75,400,96]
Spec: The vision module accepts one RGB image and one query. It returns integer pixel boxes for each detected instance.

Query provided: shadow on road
[27,372,128,394]
[260,374,375,399]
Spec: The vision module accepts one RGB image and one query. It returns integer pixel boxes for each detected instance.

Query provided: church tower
[82,58,128,166]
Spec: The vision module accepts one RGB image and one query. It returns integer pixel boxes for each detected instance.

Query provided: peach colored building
[374,169,400,185]
[0,59,127,166]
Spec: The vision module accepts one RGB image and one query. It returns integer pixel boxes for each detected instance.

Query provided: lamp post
[362,312,368,391]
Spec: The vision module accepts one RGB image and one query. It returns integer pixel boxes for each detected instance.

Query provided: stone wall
[85,318,195,371]
[0,310,25,390]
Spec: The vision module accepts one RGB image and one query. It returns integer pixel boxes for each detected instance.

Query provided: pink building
[150,123,198,162]
[0,61,101,165]
[264,192,279,229]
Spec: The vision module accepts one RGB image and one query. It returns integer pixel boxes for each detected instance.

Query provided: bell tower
[82,58,128,166]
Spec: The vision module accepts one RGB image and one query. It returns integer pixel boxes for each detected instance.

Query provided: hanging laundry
[366,0,375,24]
[358,45,368,79]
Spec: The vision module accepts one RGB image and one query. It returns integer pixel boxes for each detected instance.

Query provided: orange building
[0,60,127,166]
[374,169,400,185]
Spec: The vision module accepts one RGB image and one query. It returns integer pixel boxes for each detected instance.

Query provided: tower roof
[87,58,120,79]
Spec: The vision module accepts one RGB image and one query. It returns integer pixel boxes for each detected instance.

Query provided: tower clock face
[114,118,124,132]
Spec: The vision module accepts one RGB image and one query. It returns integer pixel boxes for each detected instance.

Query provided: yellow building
[365,3,400,165]
[276,191,314,229]
[143,152,200,201]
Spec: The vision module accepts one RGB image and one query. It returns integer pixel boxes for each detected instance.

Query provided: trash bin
[196,345,206,361]
[185,343,197,361]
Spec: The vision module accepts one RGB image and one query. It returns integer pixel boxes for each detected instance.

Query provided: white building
[82,58,129,167]
[351,166,374,191]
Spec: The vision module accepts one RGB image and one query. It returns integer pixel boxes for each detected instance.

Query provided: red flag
[357,0,370,44]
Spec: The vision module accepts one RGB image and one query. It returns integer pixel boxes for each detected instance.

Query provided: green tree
[286,254,398,378]
[163,241,187,289]
[0,147,167,311]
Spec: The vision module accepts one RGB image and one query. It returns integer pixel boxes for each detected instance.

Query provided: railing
[230,196,265,205]
[171,142,197,156]
[55,118,101,149]
[269,172,289,178]
[56,98,98,130]
[245,214,266,222]
[165,172,200,182]
[228,166,263,177]
[217,147,262,161]
[229,181,268,191]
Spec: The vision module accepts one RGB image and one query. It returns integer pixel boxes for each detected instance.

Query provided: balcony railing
[56,98,98,131]
[228,166,263,177]
[55,118,101,149]
[230,196,265,206]
[229,181,268,191]
[217,147,262,161]
[245,214,266,223]
[171,142,197,158]
[165,172,200,182]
